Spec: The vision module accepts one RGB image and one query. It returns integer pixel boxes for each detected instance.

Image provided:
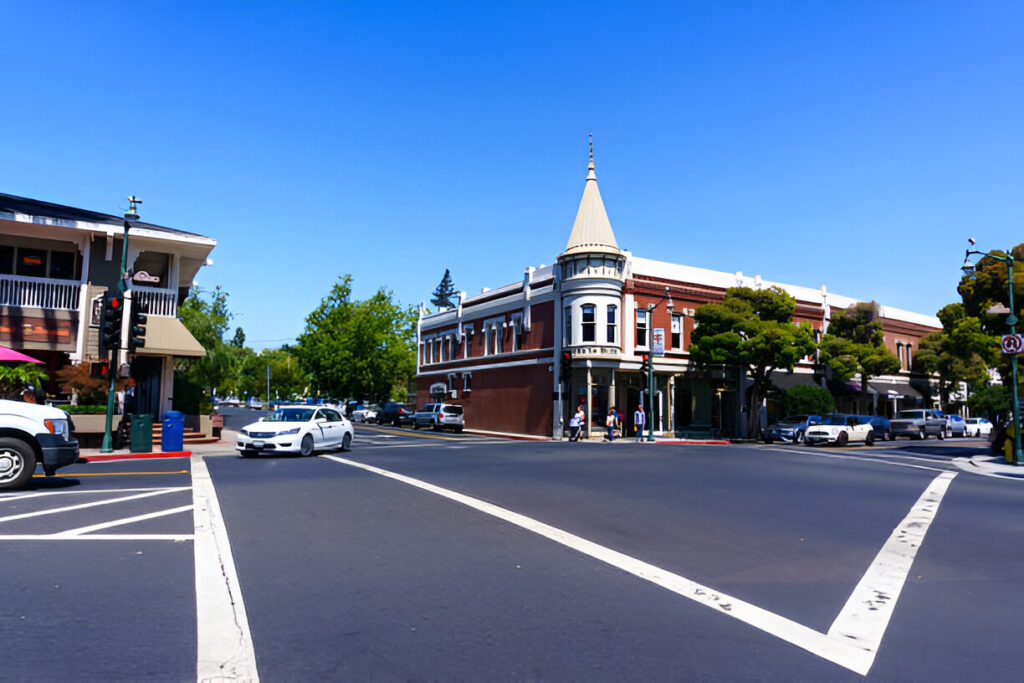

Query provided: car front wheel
[341,432,352,452]
[836,432,848,447]
[796,431,804,444]
[0,437,36,491]
[300,434,315,456]
[865,431,874,446]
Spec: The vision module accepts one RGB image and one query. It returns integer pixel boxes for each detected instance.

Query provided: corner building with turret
[415,146,940,439]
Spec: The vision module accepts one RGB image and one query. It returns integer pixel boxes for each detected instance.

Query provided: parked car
[352,404,379,423]
[890,409,946,440]
[764,415,821,443]
[804,413,875,446]
[377,402,415,426]
[236,405,353,457]
[412,403,465,432]
[964,417,993,438]
[246,396,263,410]
[945,413,967,438]
[856,415,893,441]
[0,398,79,489]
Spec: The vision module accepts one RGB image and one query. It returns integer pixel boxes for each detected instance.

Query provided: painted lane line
[0,533,193,541]
[322,455,954,676]
[191,454,259,682]
[0,487,191,524]
[772,446,950,473]
[54,504,195,537]
[0,487,180,502]
[827,471,956,653]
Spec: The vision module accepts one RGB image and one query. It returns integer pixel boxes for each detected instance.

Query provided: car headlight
[44,418,70,440]
[281,427,301,435]
[240,429,249,436]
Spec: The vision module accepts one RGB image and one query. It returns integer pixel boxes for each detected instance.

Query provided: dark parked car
[377,401,415,426]
[857,415,893,441]
[765,415,822,443]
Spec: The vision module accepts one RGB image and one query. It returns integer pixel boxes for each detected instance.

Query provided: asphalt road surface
[3,430,1022,681]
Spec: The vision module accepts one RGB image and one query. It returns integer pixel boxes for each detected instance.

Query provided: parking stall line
[0,487,191,524]
[53,504,195,538]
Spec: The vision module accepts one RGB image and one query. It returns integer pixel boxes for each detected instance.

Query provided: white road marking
[0,487,185,502]
[0,533,193,541]
[0,487,190,524]
[827,471,955,655]
[323,455,955,676]
[191,454,259,682]
[771,446,950,473]
[54,504,194,537]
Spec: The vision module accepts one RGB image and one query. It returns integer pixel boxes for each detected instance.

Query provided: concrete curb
[82,450,192,462]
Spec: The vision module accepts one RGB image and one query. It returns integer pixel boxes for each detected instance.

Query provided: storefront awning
[136,316,207,357]
[770,371,820,392]
[868,380,922,400]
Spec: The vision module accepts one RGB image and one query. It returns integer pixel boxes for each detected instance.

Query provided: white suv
[412,403,465,432]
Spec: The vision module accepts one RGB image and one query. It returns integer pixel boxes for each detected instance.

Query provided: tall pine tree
[431,269,457,309]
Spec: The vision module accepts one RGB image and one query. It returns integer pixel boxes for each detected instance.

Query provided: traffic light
[640,354,650,386]
[127,299,148,352]
[90,362,109,378]
[98,292,123,355]
[560,351,573,384]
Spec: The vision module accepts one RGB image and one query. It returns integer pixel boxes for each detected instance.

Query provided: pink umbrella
[0,344,44,364]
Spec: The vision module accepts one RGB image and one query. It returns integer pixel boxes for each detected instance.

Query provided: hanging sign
[652,328,666,356]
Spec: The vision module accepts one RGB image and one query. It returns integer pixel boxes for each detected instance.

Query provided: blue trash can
[161,410,185,452]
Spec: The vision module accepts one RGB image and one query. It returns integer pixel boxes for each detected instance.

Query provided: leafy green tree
[690,286,816,439]
[914,303,998,410]
[777,384,835,417]
[230,327,246,348]
[967,383,1011,421]
[819,302,901,414]
[0,363,50,400]
[431,269,457,309]
[178,285,237,400]
[236,346,308,401]
[296,275,417,401]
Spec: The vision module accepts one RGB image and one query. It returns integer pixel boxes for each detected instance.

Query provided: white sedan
[804,413,875,446]
[964,417,993,438]
[237,405,353,457]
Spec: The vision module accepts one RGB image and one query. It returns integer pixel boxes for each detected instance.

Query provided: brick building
[415,147,939,439]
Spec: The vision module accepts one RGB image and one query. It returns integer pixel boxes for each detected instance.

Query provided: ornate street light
[961,240,1023,465]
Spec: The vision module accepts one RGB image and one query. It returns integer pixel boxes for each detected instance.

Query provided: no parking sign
[1002,334,1023,355]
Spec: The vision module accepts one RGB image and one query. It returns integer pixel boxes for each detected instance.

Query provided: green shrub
[64,404,108,414]
[778,384,835,417]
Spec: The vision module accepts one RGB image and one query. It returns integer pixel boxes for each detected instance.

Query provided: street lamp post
[100,196,141,454]
[645,287,674,442]
[962,241,1024,465]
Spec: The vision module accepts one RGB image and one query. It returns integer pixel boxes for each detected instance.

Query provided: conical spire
[562,135,620,257]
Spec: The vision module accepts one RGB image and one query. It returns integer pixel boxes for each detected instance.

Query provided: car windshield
[266,408,314,422]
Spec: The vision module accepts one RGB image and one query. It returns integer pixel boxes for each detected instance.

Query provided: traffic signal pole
[100,197,141,453]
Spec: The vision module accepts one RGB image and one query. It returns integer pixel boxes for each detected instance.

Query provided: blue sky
[3,1,1022,349]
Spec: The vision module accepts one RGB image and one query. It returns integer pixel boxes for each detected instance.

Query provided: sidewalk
[78,429,239,462]
[956,453,1024,480]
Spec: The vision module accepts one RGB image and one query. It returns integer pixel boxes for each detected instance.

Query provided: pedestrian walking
[603,406,617,442]
[568,405,583,442]
[634,404,646,442]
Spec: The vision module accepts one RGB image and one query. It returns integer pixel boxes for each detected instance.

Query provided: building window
[495,324,504,354]
[485,327,493,356]
[896,341,904,370]
[607,304,617,344]
[564,306,572,345]
[16,248,47,278]
[582,304,596,342]
[463,372,472,393]
[464,328,473,358]
[447,373,457,394]
[671,314,682,349]
[636,309,648,347]
[513,317,524,351]
[906,344,913,370]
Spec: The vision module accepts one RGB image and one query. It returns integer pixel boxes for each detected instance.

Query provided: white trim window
[463,326,474,359]
[512,315,525,351]
[581,304,596,342]
[636,309,649,348]
[564,306,572,345]
[462,372,472,393]
[484,326,493,356]
[495,323,505,354]
[671,313,682,350]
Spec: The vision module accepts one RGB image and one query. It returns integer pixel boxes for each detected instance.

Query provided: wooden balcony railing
[0,274,80,311]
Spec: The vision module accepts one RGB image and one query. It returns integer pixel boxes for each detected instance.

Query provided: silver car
[412,403,465,432]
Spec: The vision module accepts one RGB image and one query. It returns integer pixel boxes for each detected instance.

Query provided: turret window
[607,304,617,344]
[582,304,596,342]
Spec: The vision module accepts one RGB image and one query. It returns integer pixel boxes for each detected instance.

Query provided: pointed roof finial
[588,133,594,171]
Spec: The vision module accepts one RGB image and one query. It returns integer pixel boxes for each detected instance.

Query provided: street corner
[955,454,1024,480]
